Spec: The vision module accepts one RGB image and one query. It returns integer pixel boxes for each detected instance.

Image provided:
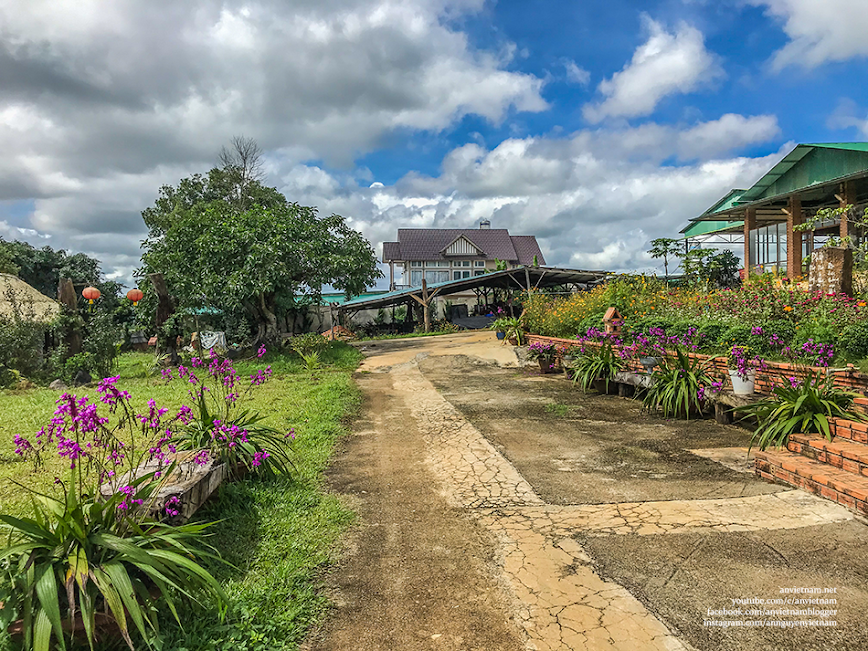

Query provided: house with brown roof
[382,220,546,289]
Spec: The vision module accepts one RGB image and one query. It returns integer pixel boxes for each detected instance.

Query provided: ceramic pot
[639,356,658,374]
[496,331,506,340]
[538,358,557,374]
[728,369,756,395]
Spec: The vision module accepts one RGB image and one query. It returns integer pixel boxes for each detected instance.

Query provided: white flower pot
[728,369,755,395]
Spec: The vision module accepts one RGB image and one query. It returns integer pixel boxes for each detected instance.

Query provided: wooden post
[422,279,430,333]
[743,207,756,278]
[787,195,803,280]
[840,180,855,240]
[524,266,532,292]
[57,278,82,358]
[389,262,395,290]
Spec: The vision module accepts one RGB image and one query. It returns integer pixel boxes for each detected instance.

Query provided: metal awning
[336,266,610,312]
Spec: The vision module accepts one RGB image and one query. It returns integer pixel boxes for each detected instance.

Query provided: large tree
[140,164,381,343]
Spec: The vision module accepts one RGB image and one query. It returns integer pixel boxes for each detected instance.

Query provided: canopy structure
[335,266,609,330]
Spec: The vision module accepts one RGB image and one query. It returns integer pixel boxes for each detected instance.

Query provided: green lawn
[0,344,362,650]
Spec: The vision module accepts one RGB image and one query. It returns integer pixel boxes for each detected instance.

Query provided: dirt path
[309,355,525,651]
[312,332,868,651]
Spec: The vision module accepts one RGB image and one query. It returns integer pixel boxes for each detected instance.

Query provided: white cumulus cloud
[750,0,868,70]
[583,16,724,123]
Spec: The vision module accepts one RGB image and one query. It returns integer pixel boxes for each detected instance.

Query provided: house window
[474,270,485,276]
[452,270,471,280]
[425,270,449,284]
[426,261,449,267]
[463,260,471,267]
[410,261,423,268]
[474,261,486,267]
[411,270,423,286]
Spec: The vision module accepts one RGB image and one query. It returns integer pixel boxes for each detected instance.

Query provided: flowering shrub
[2,378,226,649]
[524,273,868,365]
[526,341,559,361]
[165,348,295,476]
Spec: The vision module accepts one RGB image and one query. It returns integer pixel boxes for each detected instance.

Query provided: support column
[743,207,756,278]
[421,279,430,333]
[840,180,855,240]
[787,195,803,280]
[389,262,395,290]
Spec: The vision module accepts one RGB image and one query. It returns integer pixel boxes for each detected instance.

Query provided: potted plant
[497,317,525,346]
[727,345,761,395]
[571,339,626,394]
[527,341,559,374]
[490,316,511,341]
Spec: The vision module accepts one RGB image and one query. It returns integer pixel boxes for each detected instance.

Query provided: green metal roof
[700,189,745,217]
[681,220,744,238]
[739,143,868,202]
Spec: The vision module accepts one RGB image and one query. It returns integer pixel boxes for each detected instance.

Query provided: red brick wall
[527,333,868,397]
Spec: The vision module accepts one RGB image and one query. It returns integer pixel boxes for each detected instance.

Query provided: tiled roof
[384,228,546,262]
[510,235,545,265]
[382,241,400,261]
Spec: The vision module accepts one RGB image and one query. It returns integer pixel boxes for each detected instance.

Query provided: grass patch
[544,402,571,418]
[0,343,362,650]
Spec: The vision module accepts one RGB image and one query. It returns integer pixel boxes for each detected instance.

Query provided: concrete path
[316,332,868,651]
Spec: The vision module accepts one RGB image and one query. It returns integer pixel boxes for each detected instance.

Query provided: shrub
[840,322,868,360]
[571,340,625,393]
[643,347,717,419]
[63,352,96,383]
[289,332,330,357]
[0,285,49,380]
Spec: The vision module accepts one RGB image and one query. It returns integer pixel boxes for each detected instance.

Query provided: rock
[73,370,92,386]
[49,379,68,391]
[809,246,853,295]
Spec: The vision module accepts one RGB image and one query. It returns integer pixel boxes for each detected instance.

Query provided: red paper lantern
[82,286,101,304]
[126,288,144,306]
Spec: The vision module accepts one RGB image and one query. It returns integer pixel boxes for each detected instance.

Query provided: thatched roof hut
[0,273,61,323]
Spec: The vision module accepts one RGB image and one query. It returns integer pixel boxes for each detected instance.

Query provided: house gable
[442,235,483,256]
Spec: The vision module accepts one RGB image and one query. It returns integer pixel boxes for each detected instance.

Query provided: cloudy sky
[3,0,868,287]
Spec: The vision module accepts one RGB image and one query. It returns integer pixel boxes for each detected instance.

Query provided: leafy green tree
[140,175,381,343]
[0,238,19,275]
[648,237,683,281]
[1,239,120,308]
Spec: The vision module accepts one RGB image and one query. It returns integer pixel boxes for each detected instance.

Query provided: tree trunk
[258,292,280,345]
[148,273,179,365]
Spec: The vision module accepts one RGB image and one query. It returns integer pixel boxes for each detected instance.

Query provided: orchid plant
[163,346,295,476]
[2,379,226,650]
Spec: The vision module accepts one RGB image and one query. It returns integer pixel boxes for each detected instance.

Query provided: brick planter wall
[527,333,868,397]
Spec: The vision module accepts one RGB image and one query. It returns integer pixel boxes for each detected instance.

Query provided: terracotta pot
[508,337,518,346]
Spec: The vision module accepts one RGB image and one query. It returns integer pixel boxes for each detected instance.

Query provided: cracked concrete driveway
[312,332,868,651]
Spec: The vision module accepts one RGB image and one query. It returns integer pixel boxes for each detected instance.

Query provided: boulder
[49,379,68,391]
[73,370,92,386]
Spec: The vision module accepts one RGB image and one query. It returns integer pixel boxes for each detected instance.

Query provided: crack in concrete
[389,361,854,651]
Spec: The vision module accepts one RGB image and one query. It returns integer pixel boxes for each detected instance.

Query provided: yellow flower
[784,306,793,312]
